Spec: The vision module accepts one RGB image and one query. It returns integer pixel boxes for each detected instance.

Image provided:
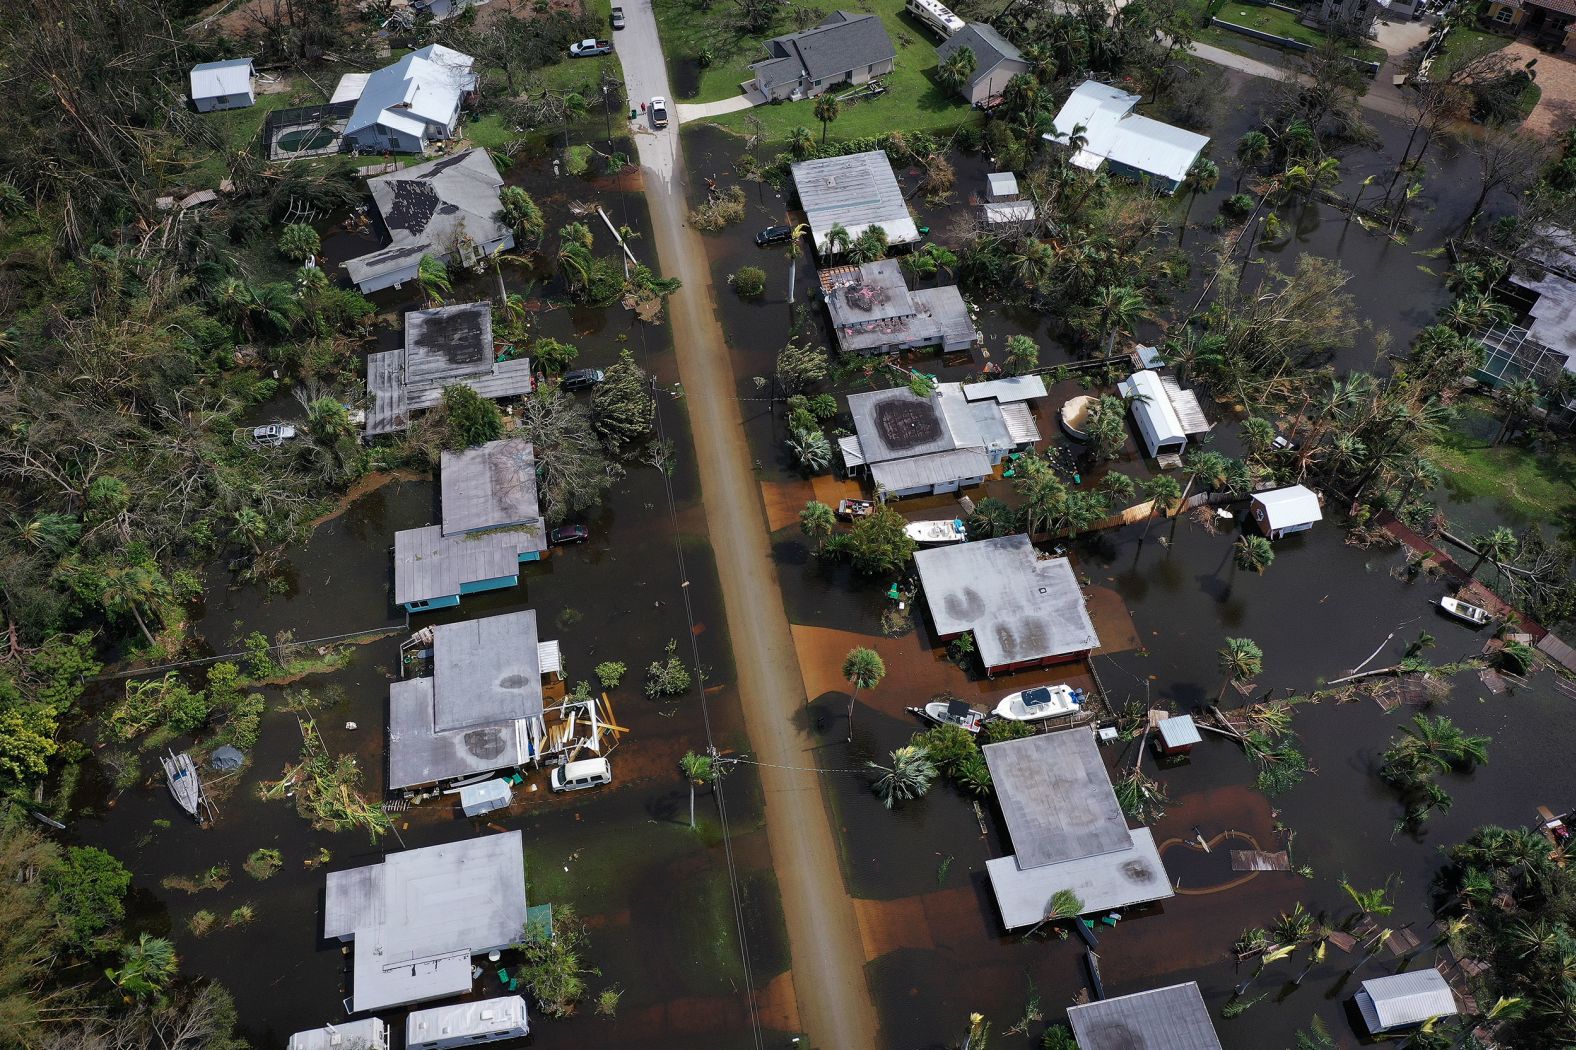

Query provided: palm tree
[106,933,178,1004]
[1493,377,1542,445]
[799,500,835,549]
[1279,156,1340,204]
[1216,637,1263,704]
[1179,157,1219,239]
[1233,536,1275,574]
[99,559,170,648]
[678,750,717,830]
[789,124,815,160]
[843,646,886,742]
[824,221,852,256]
[1007,240,1056,290]
[1234,130,1272,189]
[788,427,831,472]
[867,744,935,808]
[937,47,978,96]
[813,93,841,144]
[1467,526,1518,579]
[1141,475,1182,539]
[417,255,451,305]
[1085,284,1148,356]
[784,222,809,303]
[1340,877,1396,919]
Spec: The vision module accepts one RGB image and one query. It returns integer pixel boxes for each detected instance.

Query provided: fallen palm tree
[259,718,391,841]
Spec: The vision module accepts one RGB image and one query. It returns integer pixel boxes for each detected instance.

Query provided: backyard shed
[914,535,1098,674]
[791,151,920,255]
[406,995,529,1049]
[286,1019,389,1050]
[1067,982,1223,1050]
[1157,714,1201,756]
[1251,485,1323,539]
[189,59,255,112]
[459,778,512,817]
[986,172,1019,202]
[1118,369,1187,459]
[1354,970,1459,1033]
[323,832,528,1012]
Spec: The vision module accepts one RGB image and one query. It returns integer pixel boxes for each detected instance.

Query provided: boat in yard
[993,684,1085,722]
[836,498,875,519]
[909,699,987,734]
[162,750,209,820]
[904,519,967,544]
[1438,596,1491,626]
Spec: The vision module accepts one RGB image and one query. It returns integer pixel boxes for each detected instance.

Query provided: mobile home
[906,0,965,38]
[406,995,529,1050]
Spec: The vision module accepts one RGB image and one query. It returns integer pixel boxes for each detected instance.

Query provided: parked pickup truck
[569,39,613,57]
[611,6,626,28]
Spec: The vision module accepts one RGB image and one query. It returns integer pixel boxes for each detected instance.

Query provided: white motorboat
[1438,596,1491,626]
[904,519,967,544]
[909,699,986,734]
[993,684,1085,722]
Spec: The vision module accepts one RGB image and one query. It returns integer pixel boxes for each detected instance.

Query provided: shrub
[645,640,692,698]
[981,719,1034,745]
[594,661,626,690]
[1221,193,1255,217]
[732,266,767,299]
[44,846,131,949]
[243,848,283,880]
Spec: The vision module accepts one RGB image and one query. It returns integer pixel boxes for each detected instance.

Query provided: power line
[87,626,401,681]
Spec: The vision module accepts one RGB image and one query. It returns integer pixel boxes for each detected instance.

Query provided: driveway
[1502,41,1576,137]
[612,3,882,1048]
[676,88,763,124]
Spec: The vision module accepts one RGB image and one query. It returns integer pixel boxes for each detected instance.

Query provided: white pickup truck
[569,38,613,57]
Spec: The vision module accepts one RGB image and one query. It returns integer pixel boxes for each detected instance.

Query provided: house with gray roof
[392,436,546,611]
[935,23,1031,106]
[367,302,534,437]
[791,150,919,256]
[819,260,976,355]
[913,534,1097,674]
[1067,982,1222,1050]
[342,44,477,154]
[345,149,514,293]
[982,729,1172,931]
[839,380,1043,498]
[323,831,528,1011]
[189,58,255,112]
[1354,970,1459,1034]
[388,610,554,789]
[749,12,896,101]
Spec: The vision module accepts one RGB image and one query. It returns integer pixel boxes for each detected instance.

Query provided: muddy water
[69,150,793,1049]
[678,70,1570,1047]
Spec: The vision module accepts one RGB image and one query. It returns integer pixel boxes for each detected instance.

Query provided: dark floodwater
[68,150,791,1049]
[676,67,1570,1049]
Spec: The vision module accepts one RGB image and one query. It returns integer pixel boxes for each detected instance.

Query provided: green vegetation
[512,904,599,1019]
[44,845,131,951]
[594,661,627,691]
[1427,409,1576,525]
[1379,714,1490,832]
[1189,0,1385,63]
[867,744,936,809]
[731,265,767,298]
[243,848,283,880]
[259,720,391,840]
[645,640,693,699]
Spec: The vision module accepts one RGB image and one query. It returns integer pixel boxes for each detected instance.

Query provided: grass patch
[651,0,763,104]
[1430,27,1509,79]
[184,92,303,189]
[1427,412,1576,524]
[1189,0,1386,63]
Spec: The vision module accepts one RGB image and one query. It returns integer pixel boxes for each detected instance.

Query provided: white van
[550,757,612,792]
[906,0,964,38]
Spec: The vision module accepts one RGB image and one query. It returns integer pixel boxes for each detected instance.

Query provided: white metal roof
[1159,714,1202,748]
[331,72,372,104]
[286,1018,388,1050]
[1068,982,1222,1050]
[838,434,867,468]
[407,994,528,1044]
[983,200,1036,224]
[190,58,253,101]
[1044,81,1209,187]
[1119,369,1187,448]
[986,171,1018,198]
[790,151,920,254]
[1356,970,1458,1032]
[964,375,1047,403]
[986,827,1172,929]
[1252,485,1323,531]
[346,44,476,138]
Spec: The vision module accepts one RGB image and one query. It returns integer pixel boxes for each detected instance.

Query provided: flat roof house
[982,729,1172,930]
[343,44,477,155]
[388,610,551,790]
[393,437,547,611]
[1067,982,1222,1050]
[839,379,1043,498]
[367,302,534,437]
[323,831,528,1012]
[913,534,1099,675]
[749,12,896,102]
[1251,485,1322,540]
[1354,970,1459,1034]
[1044,81,1209,195]
[819,260,976,356]
[345,149,514,294]
[190,59,255,113]
[1117,369,1211,460]
[287,1019,390,1050]
[935,23,1031,107]
[791,151,920,256]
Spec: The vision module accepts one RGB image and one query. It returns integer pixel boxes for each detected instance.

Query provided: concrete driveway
[676,88,763,124]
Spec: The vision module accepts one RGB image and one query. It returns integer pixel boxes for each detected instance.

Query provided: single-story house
[392,436,547,611]
[1354,970,1459,1034]
[1067,982,1222,1050]
[839,378,1044,499]
[790,151,920,256]
[914,534,1099,675]
[342,44,477,154]
[1483,0,1576,50]
[324,831,528,1012]
[982,729,1172,931]
[368,303,534,438]
[1251,485,1322,540]
[1118,369,1211,460]
[1043,81,1210,195]
[345,149,515,293]
[819,260,976,355]
[935,23,1031,107]
[1311,0,1379,32]
[189,59,255,112]
[749,12,896,102]
[288,1019,389,1050]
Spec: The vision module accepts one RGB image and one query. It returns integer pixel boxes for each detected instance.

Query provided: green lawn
[1429,26,1509,78]
[1427,411,1576,526]
[1191,0,1387,64]
[185,92,310,188]
[651,0,762,103]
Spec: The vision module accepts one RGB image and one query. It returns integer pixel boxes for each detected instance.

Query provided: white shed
[406,995,529,1050]
[1118,369,1187,458]
[1252,485,1322,540]
[458,778,512,817]
[190,59,256,113]
[985,172,1019,202]
[1355,970,1458,1033]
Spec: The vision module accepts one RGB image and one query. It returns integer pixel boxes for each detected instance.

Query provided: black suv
[755,225,792,247]
[562,368,605,391]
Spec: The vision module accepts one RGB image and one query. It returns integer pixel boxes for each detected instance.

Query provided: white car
[251,423,297,447]
[650,96,668,128]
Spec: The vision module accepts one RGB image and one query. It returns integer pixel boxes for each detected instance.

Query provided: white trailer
[286,1018,389,1050]
[406,995,529,1050]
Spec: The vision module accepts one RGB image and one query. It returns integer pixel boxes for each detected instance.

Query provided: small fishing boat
[904,519,967,544]
[1438,596,1491,626]
[909,699,987,734]
[836,498,875,520]
[161,750,205,819]
[993,684,1085,722]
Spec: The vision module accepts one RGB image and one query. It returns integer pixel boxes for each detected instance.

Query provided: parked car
[755,224,792,247]
[569,38,613,57]
[549,524,591,546]
[611,5,626,28]
[562,368,606,391]
[251,423,297,447]
[650,96,668,128]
